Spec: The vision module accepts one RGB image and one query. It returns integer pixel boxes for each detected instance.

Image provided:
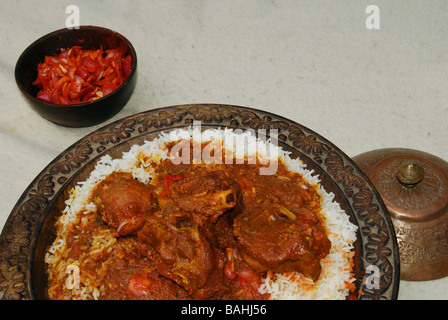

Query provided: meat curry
[65,141,331,299]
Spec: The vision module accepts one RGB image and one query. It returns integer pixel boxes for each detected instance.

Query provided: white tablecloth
[1,0,447,299]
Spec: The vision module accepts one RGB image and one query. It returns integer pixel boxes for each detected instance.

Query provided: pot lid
[353,148,448,281]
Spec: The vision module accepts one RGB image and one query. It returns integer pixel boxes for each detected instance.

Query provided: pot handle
[396,160,424,188]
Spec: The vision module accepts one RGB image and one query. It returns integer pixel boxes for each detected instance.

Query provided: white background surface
[0,0,447,299]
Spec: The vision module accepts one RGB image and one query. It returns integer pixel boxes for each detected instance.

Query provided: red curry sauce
[60,141,331,299]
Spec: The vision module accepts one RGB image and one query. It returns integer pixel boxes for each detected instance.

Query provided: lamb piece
[93,172,155,236]
[137,211,215,295]
[170,170,242,223]
[233,202,331,282]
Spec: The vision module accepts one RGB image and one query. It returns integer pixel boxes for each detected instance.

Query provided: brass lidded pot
[353,148,448,281]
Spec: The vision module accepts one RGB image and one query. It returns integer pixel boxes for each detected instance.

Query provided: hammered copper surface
[353,148,448,281]
[0,104,399,299]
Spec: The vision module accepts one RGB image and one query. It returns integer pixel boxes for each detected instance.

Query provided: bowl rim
[14,25,138,110]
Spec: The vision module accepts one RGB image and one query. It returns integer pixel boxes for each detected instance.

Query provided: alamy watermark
[64,4,380,31]
[65,5,80,29]
[365,264,381,290]
[365,5,380,30]
[168,121,279,175]
[65,265,80,290]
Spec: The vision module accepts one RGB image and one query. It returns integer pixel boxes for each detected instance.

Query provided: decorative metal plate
[0,104,399,300]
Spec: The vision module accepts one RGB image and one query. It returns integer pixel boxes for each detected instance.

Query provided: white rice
[45,126,358,300]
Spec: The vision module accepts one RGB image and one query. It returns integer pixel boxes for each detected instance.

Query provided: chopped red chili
[33,46,132,105]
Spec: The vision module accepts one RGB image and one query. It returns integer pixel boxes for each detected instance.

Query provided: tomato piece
[78,86,94,101]
[81,56,98,73]
[126,273,153,297]
[236,268,263,299]
[164,174,185,191]
[75,67,89,80]
[122,55,132,79]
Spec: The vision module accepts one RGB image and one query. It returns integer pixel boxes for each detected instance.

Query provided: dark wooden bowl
[14,26,137,127]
